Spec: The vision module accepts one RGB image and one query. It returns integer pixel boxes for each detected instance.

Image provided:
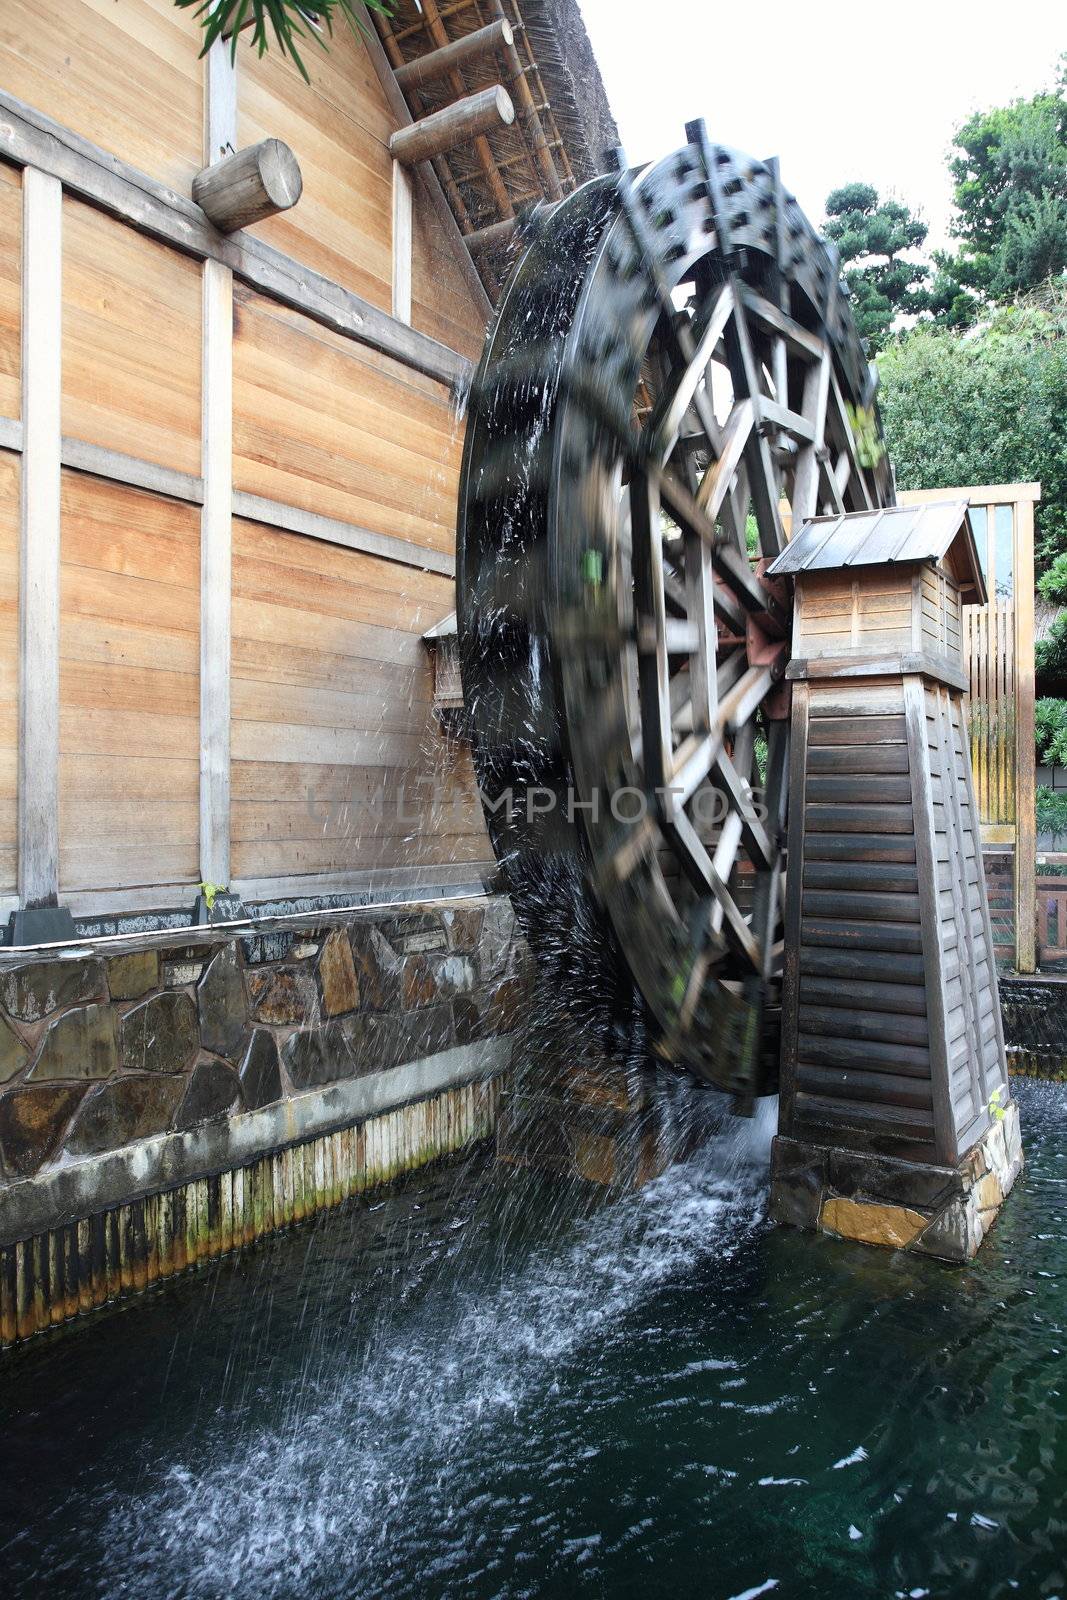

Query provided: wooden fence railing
[900,485,1039,972]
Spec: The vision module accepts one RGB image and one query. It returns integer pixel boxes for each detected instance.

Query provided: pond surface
[1,1076,1065,1600]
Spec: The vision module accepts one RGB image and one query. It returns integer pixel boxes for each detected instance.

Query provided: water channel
[1,1075,1064,1600]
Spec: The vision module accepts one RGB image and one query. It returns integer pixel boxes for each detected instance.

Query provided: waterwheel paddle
[457,124,893,1100]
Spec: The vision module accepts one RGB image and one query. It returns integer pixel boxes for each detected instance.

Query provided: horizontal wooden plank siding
[58,473,200,892]
[230,516,489,884]
[0,0,203,194]
[233,288,464,558]
[63,196,201,476]
[237,23,395,312]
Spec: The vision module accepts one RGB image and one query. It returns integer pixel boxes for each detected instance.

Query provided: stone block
[397,1004,455,1063]
[378,912,446,955]
[319,928,359,1017]
[401,955,438,1010]
[164,961,206,988]
[434,955,476,997]
[442,907,484,952]
[241,931,294,965]
[482,976,527,1035]
[0,957,105,1023]
[478,901,516,980]
[246,967,319,1026]
[283,1020,354,1090]
[29,1004,120,1082]
[0,1015,29,1084]
[349,926,401,1012]
[827,1147,960,1212]
[120,991,200,1075]
[175,1059,241,1130]
[769,1136,826,1231]
[107,950,160,1001]
[291,941,319,960]
[0,1083,84,1175]
[197,945,249,1060]
[64,1074,185,1156]
[239,1030,282,1110]
[820,1195,929,1250]
[912,1198,978,1264]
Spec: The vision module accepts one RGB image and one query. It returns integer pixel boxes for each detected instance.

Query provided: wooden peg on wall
[193,139,302,233]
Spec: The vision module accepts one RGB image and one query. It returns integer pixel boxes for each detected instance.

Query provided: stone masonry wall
[0,896,527,1211]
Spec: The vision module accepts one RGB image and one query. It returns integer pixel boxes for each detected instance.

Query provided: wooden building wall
[0,0,494,919]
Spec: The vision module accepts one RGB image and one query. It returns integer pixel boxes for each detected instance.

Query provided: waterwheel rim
[458,124,892,1095]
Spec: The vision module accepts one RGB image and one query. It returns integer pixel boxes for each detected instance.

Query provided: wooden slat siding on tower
[772,501,1008,1167]
[787,679,939,1162]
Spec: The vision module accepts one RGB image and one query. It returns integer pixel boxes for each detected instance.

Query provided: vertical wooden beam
[206,32,238,164]
[392,162,413,325]
[18,167,62,908]
[200,36,235,890]
[1014,495,1037,972]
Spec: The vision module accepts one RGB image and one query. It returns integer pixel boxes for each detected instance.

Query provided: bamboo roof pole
[394,20,515,90]
[371,9,478,236]
[389,88,515,166]
[488,0,563,200]
[417,0,515,219]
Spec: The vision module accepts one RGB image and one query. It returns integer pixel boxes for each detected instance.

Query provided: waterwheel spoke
[630,469,673,791]
[646,283,735,463]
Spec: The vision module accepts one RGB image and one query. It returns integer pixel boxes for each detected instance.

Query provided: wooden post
[388,87,515,166]
[1015,495,1037,972]
[205,26,237,164]
[18,167,62,910]
[393,20,513,89]
[200,38,234,892]
[391,161,413,325]
[193,140,302,234]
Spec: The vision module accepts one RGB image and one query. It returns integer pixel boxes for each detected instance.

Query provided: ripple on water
[0,1080,1065,1600]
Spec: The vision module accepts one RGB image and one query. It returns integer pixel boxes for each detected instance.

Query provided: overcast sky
[576,0,1064,248]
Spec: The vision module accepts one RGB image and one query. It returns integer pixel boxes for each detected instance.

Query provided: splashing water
[40,1094,774,1600]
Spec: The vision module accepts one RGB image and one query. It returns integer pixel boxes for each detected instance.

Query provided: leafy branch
[175,1,393,84]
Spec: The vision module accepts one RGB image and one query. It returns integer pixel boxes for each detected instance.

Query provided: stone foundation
[769,1098,1024,1263]
[0,1072,501,1347]
[0,894,528,1347]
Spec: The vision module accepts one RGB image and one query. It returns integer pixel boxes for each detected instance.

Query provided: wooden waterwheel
[457,124,894,1099]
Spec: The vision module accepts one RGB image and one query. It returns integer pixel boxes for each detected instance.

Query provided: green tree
[947,67,1067,301]
[877,283,1067,581]
[823,182,931,350]
[176,0,392,82]
[1037,698,1067,765]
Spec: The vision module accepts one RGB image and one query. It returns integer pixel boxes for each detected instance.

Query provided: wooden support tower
[767,502,1023,1261]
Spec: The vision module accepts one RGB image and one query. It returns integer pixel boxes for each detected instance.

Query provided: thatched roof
[373,0,619,296]
[517,0,619,182]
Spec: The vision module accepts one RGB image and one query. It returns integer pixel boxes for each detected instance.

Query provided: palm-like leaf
[175,0,393,84]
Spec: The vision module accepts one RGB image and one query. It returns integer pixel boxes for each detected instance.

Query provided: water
[2,1076,1066,1600]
